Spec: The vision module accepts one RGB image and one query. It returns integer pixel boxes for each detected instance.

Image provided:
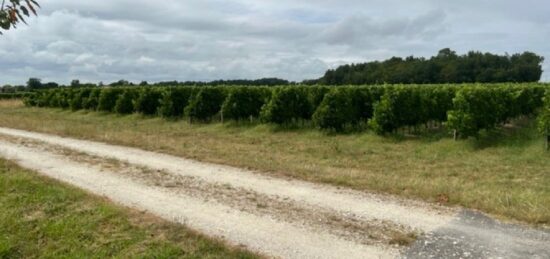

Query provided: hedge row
[0,92,30,100]
[538,90,550,150]
[447,85,547,138]
[23,84,550,138]
[369,86,456,134]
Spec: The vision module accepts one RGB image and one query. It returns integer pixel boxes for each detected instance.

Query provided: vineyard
[0,92,30,100]
[23,84,550,144]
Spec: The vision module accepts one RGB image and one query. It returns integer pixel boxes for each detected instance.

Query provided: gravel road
[0,127,548,258]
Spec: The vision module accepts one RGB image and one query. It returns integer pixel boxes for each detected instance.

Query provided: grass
[0,100,549,226]
[0,158,258,259]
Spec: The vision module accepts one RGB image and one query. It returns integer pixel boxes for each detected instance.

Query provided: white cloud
[0,0,549,85]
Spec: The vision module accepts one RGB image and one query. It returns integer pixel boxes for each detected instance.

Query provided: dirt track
[0,127,548,259]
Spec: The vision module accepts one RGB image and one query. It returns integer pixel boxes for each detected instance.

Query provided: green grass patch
[0,158,258,259]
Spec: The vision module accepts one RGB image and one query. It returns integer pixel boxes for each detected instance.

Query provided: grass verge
[0,157,258,258]
[0,100,548,226]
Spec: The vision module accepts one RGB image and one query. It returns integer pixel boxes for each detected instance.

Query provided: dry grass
[0,99,23,108]
[0,100,549,225]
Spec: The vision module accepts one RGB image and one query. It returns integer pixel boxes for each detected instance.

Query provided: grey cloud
[320,10,447,46]
[0,1,549,85]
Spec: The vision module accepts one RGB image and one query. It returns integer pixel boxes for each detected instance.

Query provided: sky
[1,0,549,85]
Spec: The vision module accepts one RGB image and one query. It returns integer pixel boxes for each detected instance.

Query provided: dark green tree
[26,77,42,90]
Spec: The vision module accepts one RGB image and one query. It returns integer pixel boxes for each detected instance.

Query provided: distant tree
[110,79,130,87]
[139,81,148,86]
[43,82,58,89]
[153,78,291,87]
[26,77,42,89]
[317,49,544,85]
[70,79,80,88]
[0,0,40,34]
[0,84,14,93]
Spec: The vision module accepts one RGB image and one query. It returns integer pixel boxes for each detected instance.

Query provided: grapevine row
[23,84,549,140]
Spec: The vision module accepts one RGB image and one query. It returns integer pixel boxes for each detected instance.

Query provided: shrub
[185,87,227,121]
[0,93,29,100]
[306,86,330,115]
[98,88,123,112]
[134,88,162,115]
[37,90,54,107]
[260,87,311,124]
[420,86,457,123]
[23,93,38,106]
[83,89,101,110]
[447,87,510,138]
[70,89,92,111]
[506,85,546,119]
[352,86,385,119]
[46,89,64,108]
[369,87,423,134]
[114,89,137,114]
[221,87,271,121]
[313,88,363,131]
[58,90,73,109]
[538,90,550,137]
[158,87,195,118]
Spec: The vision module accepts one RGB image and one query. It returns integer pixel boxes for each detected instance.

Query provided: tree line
[0,78,292,91]
[313,49,544,85]
[2,49,545,90]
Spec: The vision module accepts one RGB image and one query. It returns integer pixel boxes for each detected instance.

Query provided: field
[0,157,258,258]
[0,97,549,225]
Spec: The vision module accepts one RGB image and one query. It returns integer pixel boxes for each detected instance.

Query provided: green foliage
[370,87,420,134]
[260,87,312,124]
[306,86,331,114]
[26,77,42,89]
[319,49,544,85]
[158,87,194,118]
[23,93,38,106]
[369,85,457,135]
[37,90,53,107]
[184,87,227,121]
[58,89,74,109]
[420,86,457,122]
[312,86,382,131]
[114,89,137,114]
[18,84,550,145]
[0,0,40,34]
[312,88,358,131]
[97,88,123,112]
[69,89,92,111]
[134,88,162,115]
[0,92,29,100]
[221,87,271,121]
[538,91,550,136]
[447,85,545,138]
[83,89,101,110]
[506,85,546,119]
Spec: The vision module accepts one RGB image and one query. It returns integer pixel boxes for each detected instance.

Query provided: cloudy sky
[1,0,549,85]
